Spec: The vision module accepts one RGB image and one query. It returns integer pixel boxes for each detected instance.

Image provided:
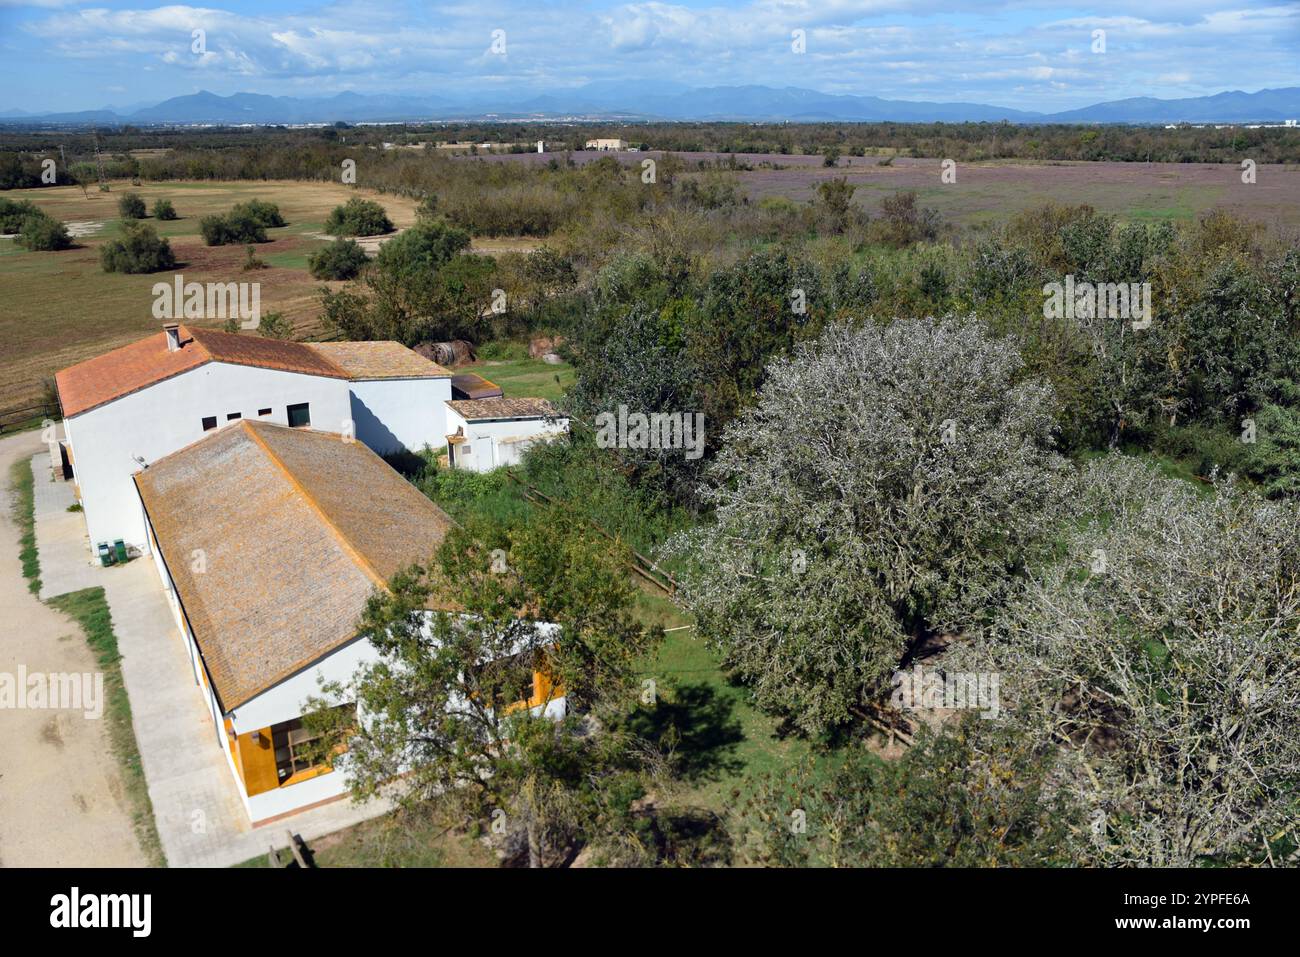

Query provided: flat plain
[4,158,1298,410]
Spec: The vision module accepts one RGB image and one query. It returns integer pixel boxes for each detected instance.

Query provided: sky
[1,0,1298,114]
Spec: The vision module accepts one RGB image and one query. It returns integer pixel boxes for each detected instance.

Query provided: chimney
[164,322,181,352]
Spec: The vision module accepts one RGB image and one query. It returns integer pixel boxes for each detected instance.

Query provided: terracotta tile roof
[56,325,349,418]
[309,341,451,380]
[133,419,455,712]
[446,397,561,421]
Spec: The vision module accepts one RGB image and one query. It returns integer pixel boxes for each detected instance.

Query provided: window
[273,719,323,780]
[258,408,272,417]
[201,416,217,432]
[269,704,352,783]
[226,412,241,421]
[286,402,311,428]
[461,444,472,456]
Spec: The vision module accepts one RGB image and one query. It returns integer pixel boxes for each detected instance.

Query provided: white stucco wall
[65,362,351,552]
[141,486,567,824]
[445,407,569,474]
[348,377,451,456]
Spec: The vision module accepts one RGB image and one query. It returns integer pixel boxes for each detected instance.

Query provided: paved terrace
[28,439,393,867]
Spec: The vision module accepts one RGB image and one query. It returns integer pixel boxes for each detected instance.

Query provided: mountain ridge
[5,85,1299,126]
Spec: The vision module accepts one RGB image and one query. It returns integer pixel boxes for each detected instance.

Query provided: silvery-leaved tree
[670,316,1066,736]
[952,454,1300,866]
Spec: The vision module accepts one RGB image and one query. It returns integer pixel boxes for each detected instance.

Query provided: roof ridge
[188,326,353,378]
[238,420,390,593]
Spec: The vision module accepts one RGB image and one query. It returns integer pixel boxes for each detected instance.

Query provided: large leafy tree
[953,454,1300,866]
[319,219,497,344]
[671,316,1065,736]
[303,512,661,867]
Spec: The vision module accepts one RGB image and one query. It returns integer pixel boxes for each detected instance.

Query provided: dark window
[201,416,217,431]
[287,403,310,428]
[258,408,272,416]
[226,412,241,421]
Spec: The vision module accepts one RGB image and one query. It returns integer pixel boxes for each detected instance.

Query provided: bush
[308,238,369,279]
[324,197,393,237]
[234,199,285,228]
[100,222,176,274]
[0,198,42,234]
[200,209,266,246]
[16,212,71,251]
[117,193,147,219]
[152,199,177,221]
[199,199,283,246]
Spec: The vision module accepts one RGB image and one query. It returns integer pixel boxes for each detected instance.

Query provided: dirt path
[0,430,147,867]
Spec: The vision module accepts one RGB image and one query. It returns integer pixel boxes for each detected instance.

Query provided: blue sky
[2,0,1298,113]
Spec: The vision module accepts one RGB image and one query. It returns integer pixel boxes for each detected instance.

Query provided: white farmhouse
[307,340,452,456]
[55,323,450,554]
[444,398,569,473]
[584,138,627,151]
[133,420,564,824]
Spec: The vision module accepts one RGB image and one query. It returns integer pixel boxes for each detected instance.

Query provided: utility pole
[92,129,109,192]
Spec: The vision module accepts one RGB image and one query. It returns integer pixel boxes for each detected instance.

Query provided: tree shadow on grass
[626,681,745,784]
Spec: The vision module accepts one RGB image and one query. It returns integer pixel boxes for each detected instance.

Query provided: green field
[0,180,421,409]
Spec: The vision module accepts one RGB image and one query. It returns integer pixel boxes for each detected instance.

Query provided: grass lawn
[46,587,167,867]
[8,458,40,594]
[630,589,815,814]
[471,356,575,403]
[234,806,496,868]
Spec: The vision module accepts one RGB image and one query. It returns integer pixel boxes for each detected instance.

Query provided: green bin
[113,539,128,563]
[97,542,114,567]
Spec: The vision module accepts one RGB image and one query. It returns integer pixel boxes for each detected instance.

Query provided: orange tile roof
[308,341,452,380]
[134,419,456,712]
[56,325,350,418]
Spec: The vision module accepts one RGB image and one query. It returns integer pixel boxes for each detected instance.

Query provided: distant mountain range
[4,85,1299,126]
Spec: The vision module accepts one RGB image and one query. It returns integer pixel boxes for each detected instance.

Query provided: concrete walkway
[21,435,394,867]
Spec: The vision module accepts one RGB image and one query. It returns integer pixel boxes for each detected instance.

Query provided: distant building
[445,397,569,473]
[585,138,627,151]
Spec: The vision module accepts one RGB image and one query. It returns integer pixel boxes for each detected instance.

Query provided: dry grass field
[4,159,1297,411]
[483,152,1300,228]
[0,180,421,410]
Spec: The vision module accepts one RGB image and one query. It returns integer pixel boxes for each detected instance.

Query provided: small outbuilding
[445,398,569,473]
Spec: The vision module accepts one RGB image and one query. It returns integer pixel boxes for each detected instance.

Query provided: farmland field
[0,180,422,409]
[480,151,1300,227]
[4,157,1298,412]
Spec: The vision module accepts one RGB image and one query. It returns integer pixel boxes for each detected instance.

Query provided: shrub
[324,197,393,237]
[152,199,177,221]
[117,193,147,219]
[234,199,285,228]
[200,209,266,246]
[16,212,71,251]
[308,238,369,279]
[0,198,42,234]
[100,222,176,274]
[241,244,267,271]
[199,199,283,246]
